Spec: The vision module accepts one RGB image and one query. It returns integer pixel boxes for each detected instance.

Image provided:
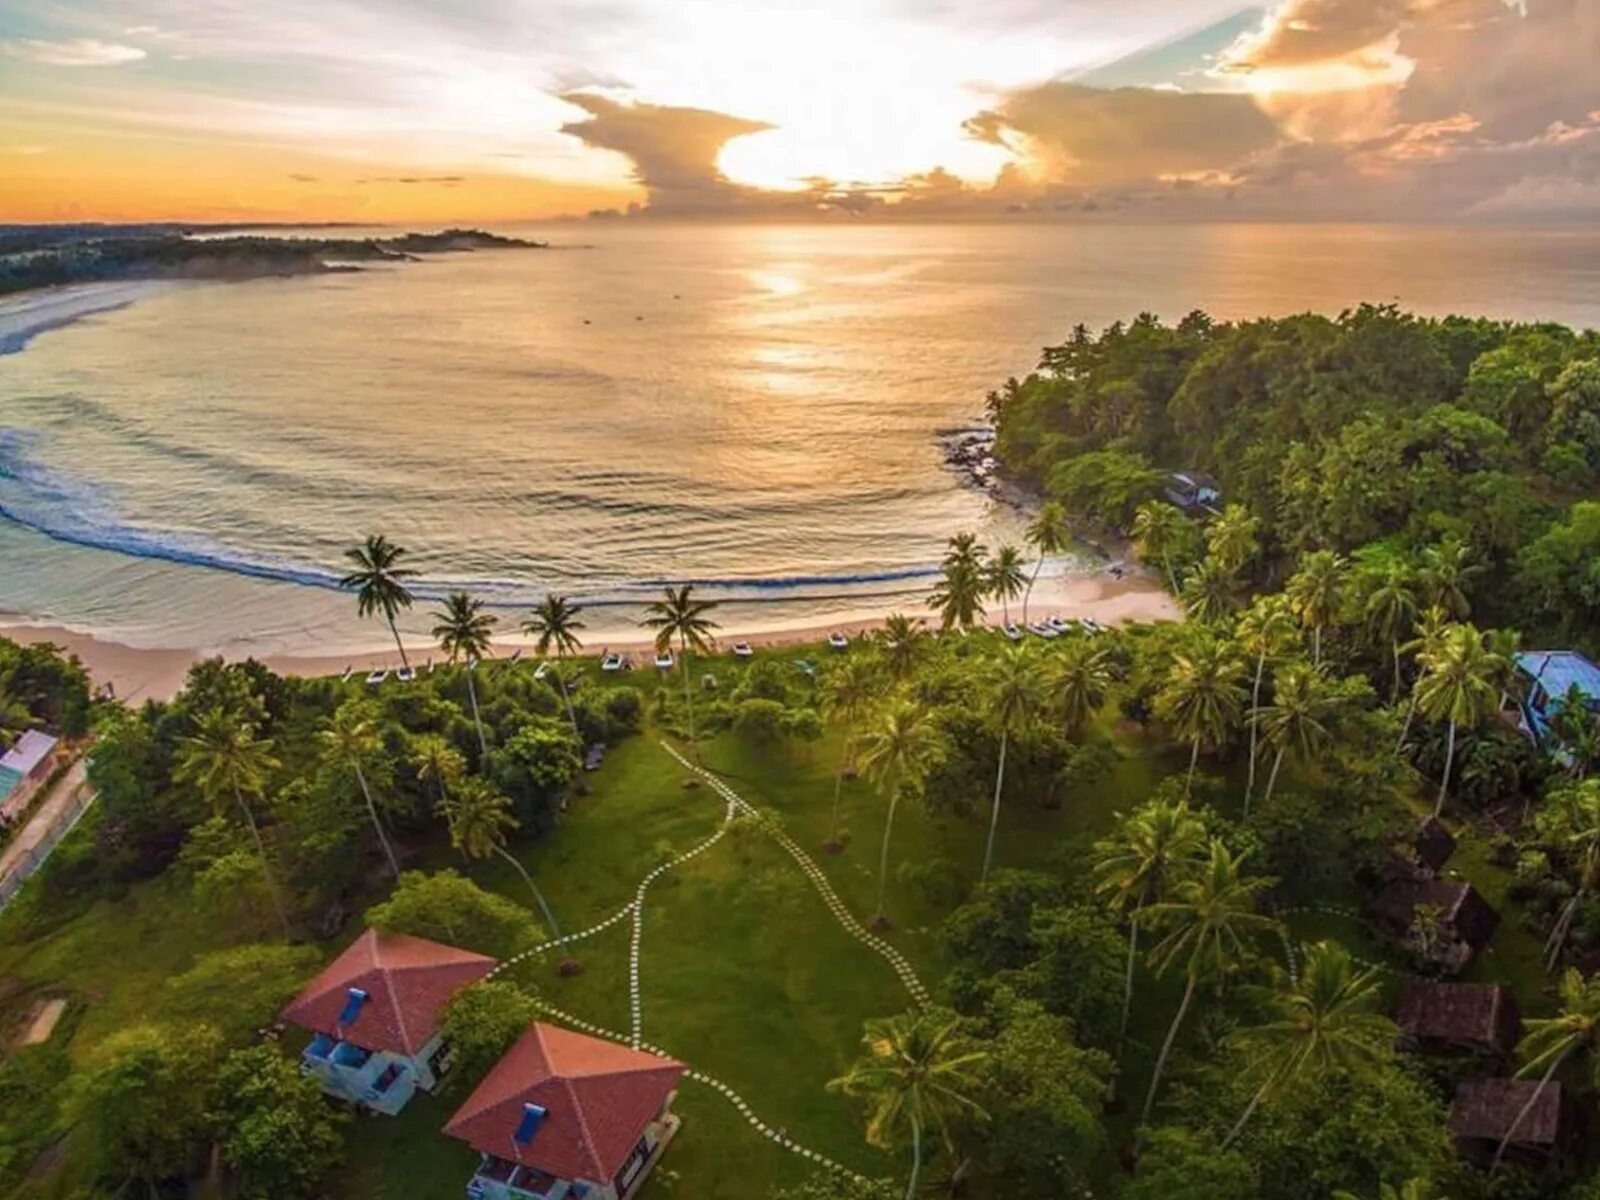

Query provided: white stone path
[481,738,947,1188]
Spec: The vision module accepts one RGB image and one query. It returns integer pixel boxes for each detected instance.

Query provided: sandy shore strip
[0,281,176,356]
[0,571,1177,704]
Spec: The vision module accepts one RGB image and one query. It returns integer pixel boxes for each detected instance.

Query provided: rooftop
[281,929,495,1058]
[1371,879,1499,948]
[0,731,56,777]
[1395,981,1519,1052]
[1449,1078,1564,1146]
[1517,651,1600,703]
[444,1023,684,1183]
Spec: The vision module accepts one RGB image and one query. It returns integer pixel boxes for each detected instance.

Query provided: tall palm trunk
[1261,745,1287,810]
[465,668,489,761]
[875,781,901,922]
[1245,649,1267,807]
[1117,902,1142,1049]
[1434,718,1457,818]
[352,760,400,879]
[1546,890,1585,969]
[827,726,853,847]
[1162,553,1177,595]
[385,612,412,672]
[495,846,561,938]
[1185,737,1201,794]
[1141,975,1197,1125]
[1221,1079,1271,1150]
[1396,691,1419,753]
[982,729,1008,883]
[903,1113,922,1200]
[1312,625,1322,667]
[554,656,580,738]
[1391,639,1403,705]
[1492,1047,1572,1172]
[233,785,290,938]
[1021,554,1045,628]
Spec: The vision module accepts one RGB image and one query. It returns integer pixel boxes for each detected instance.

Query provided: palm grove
[2,305,1600,1199]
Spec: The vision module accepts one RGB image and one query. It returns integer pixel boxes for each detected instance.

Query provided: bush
[439,980,540,1082]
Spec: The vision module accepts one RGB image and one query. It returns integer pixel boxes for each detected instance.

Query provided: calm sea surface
[2,221,1599,656]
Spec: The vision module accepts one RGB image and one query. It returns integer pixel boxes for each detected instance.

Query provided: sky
[3,0,1598,223]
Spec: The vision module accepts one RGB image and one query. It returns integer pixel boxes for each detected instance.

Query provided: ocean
[2,220,1600,657]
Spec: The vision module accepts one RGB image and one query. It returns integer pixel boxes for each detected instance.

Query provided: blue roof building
[1513,651,1600,748]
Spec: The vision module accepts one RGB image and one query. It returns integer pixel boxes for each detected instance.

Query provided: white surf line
[659,741,930,1007]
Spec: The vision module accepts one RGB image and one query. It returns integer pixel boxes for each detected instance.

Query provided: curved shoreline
[0,281,178,357]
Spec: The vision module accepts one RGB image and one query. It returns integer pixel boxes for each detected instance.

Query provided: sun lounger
[1003,622,1023,641]
[601,652,623,672]
[397,666,416,683]
[366,668,388,686]
[732,642,754,658]
[1027,621,1058,639]
[1046,615,1074,634]
[533,662,549,681]
[509,648,523,663]
[654,650,674,670]
[828,632,849,651]
[340,666,353,682]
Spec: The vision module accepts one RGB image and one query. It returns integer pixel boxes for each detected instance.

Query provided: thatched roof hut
[1395,981,1520,1060]
[1449,1078,1571,1164]
[1371,879,1498,971]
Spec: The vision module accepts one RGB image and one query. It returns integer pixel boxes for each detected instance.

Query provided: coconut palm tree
[523,593,586,738]
[929,559,987,633]
[1494,967,1600,1170]
[1364,563,1418,704]
[856,701,942,926]
[1537,781,1600,968]
[341,533,417,671]
[1137,839,1280,1124]
[1156,637,1247,793]
[1092,797,1207,1053]
[1205,504,1260,575]
[1415,624,1502,817]
[1551,687,1600,780]
[1395,605,1451,752]
[319,700,400,879]
[1237,594,1300,808]
[982,645,1042,883]
[827,1010,989,1200]
[1220,941,1393,1147]
[641,585,720,762]
[1132,501,1187,594]
[1021,501,1070,627]
[1285,550,1348,667]
[410,732,465,807]
[1418,537,1479,620]
[432,591,497,761]
[174,707,289,938]
[986,544,1028,627]
[1251,664,1345,814]
[1054,639,1113,737]
[438,775,561,938]
[878,613,927,683]
[942,532,988,574]
[1181,557,1240,625]
[820,654,880,851]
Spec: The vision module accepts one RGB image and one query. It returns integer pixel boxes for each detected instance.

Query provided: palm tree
[1053,639,1113,737]
[523,594,586,738]
[174,707,289,938]
[942,532,988,574]
[410,732,465,807]
[827,1010,989,1200]
[1285,550,1348,667]
[1205,504,1260,575]
[319,700,400,879]
[856,702,942,926]
[432,591,498,761]
[820,654,879,850]
[982,645,1042,883]
[1137,839,1280,1124]
[1418,537,1478,620]
[1181,557,1240,625]
[1494,968,1600,1170]
[1156,637,1247,793]
[1251,664,1344,814]
[1220,941,1393,1147]
[986,544,1028,627]
[1364,564,1418,704]
[641,585,720,762]
[1237,594,1299,808]
[341,534,417,671]
[1092,797,1207,1053]
[929,560,986,633]
[1395,605,1451,752]
[439,775,561,938]
[1415,624,1502,817]
[1132,501,1187,594]
[1551,688,1600,780]
[878,613,926,683]
[1537,782,1600,968]
[1021,501,1070,627]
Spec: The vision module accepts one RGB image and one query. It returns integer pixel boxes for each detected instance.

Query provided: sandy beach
[0,569,1177,703]
[0,281,177,356]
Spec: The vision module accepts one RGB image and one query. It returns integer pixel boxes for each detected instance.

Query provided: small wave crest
[0,429,942,608]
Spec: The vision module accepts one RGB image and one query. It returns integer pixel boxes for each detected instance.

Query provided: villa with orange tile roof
[281,928,496,1115]
[444,1022,684,1200]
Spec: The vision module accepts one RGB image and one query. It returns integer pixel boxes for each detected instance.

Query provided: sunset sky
[3,0,1598,223]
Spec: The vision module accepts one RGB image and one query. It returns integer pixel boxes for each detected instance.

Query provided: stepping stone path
[1275,903,1405,980]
